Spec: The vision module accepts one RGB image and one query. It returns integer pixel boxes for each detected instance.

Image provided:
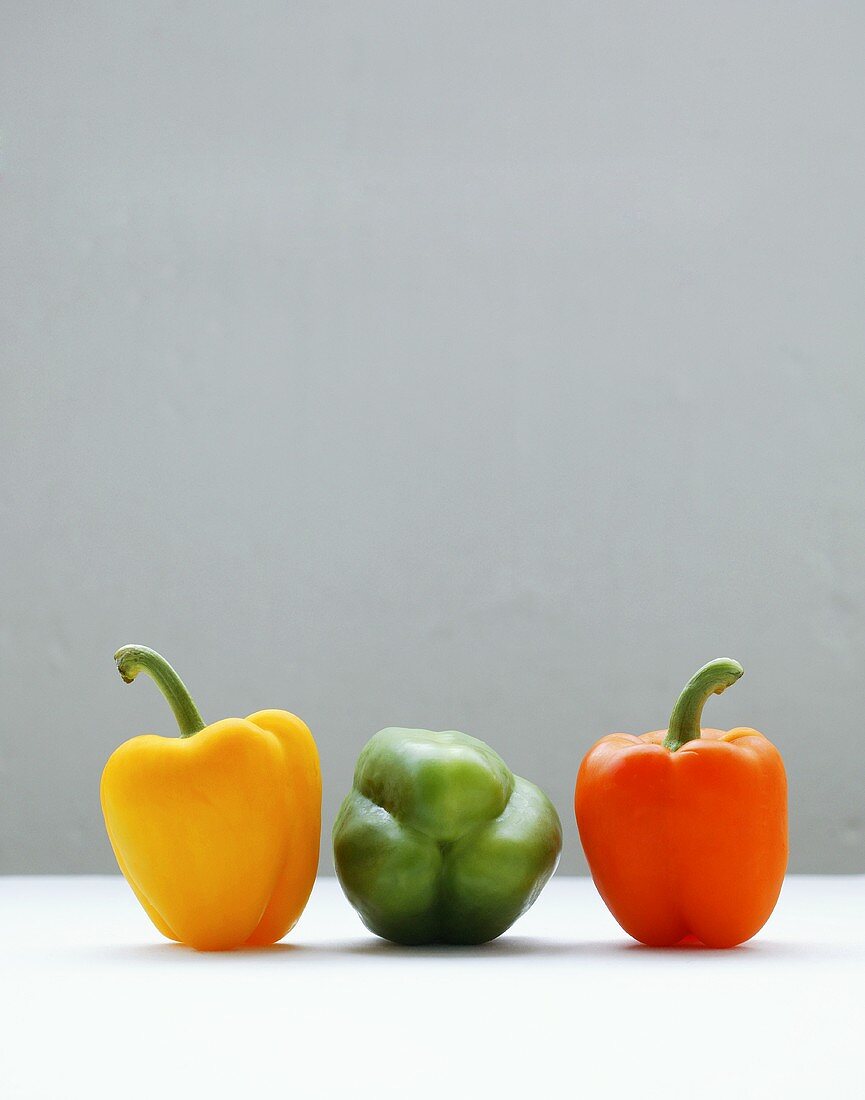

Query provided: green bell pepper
[332,727,562,944]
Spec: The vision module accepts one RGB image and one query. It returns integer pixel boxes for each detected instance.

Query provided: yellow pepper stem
[114,645,206,738]
[663,658,744,753]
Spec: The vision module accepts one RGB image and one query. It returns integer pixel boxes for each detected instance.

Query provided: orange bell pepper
[575,658,787,947]
[101,645,321,950]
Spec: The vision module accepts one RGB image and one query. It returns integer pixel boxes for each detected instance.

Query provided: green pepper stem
[114,645,206,738]
[663,658,743,752]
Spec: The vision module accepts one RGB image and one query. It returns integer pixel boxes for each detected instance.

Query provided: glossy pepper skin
[333,727,562,945]
[576,659,787,948]
[101,646,321,951]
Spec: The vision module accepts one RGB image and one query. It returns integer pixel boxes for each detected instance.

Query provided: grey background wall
[2,2,864,875]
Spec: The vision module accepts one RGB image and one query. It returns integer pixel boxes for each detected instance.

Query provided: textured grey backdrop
[2,3,864,874]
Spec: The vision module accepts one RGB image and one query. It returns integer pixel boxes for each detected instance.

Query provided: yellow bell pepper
[101,645,321,951]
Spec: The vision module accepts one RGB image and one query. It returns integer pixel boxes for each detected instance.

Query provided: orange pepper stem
[114,645,206,738]
[663,658,744,753]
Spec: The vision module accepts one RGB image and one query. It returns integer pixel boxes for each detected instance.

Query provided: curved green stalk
[663,658,743,753]
[114,645,205,738]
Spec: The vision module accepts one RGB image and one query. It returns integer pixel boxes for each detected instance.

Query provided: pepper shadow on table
[63,934,832,966]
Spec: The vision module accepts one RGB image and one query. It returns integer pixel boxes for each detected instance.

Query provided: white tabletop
[1,875,862,1099]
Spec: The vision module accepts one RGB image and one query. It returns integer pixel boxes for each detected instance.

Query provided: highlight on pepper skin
[333,726,563,945]
[575,658,788,948]
[101,644,322,951]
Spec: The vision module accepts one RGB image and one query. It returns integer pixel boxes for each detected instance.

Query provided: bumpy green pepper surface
[332,727,562,944]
